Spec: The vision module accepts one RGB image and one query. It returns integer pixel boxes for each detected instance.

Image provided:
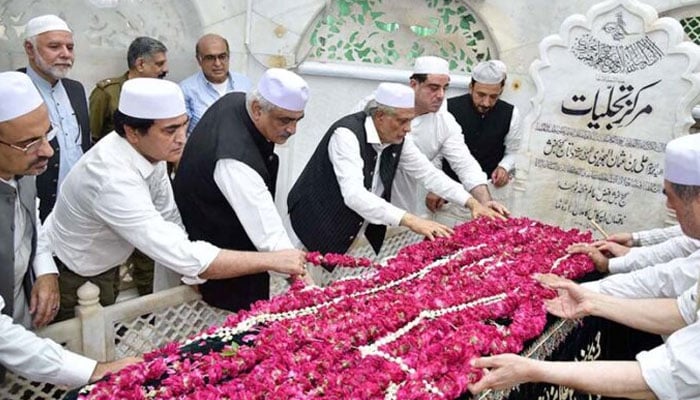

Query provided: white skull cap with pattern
[258,68,309,112]
[471,60,507,84]
[0,71,44,122]
[118,78,186,119]
[375,82,415,109]
[413,56,450,75]
[664,134,700,185]
[25,14,71,38]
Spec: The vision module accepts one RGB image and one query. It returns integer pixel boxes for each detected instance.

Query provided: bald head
[195,34,230,84]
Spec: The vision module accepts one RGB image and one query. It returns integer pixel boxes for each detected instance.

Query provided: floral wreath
[76,217,592,399]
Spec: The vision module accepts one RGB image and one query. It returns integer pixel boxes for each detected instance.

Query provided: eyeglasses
[0,125,56,153]
[200,53,229,63]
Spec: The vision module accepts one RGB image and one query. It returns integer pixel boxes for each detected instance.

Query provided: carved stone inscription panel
[519,0,700,232]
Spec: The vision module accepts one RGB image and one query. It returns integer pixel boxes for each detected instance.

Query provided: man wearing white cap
[174,68,307,312]
[21,14,91,221]
[447,60,521,188]
[469,134,700,399]
[0,71,139,386]
[400,56,508,220]
[288,82,493,255]
[45,78,306,319]
[0,72,60,333]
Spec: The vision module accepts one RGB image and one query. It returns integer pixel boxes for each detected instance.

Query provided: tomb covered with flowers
[73,217,594,399]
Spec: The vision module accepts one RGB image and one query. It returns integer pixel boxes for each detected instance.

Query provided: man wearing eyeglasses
[20,15,91,222]
[0,71,142,386]
[89,36,169,142]
[179,33,252,135]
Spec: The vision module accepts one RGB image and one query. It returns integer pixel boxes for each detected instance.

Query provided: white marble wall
[2,0,699,224]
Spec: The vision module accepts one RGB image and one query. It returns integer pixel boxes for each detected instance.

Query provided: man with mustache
[174,68,309,312]
[88,36,170,297]
[0,71,140,386]
[446,60,522,188]
[45,78,306,320]
[21,14,91,222]
[89,36,169,142]
[179,33,252,135]
[287,83,495,256]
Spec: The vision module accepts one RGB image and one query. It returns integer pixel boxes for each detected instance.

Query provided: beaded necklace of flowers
[78,217,592,399]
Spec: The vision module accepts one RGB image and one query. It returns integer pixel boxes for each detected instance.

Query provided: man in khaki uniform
[87,36,168,296]
[89,36,168,142]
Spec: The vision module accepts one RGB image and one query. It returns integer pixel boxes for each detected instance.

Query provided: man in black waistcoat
[21,15,91,222]
[287,83,495,255]
[446,60,521,188]
[174,68,309,312]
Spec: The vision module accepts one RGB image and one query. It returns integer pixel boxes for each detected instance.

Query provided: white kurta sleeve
[608,236,700,274]
[33,214,58,277]
[595,251,700,299]
[398,137,471,206]
[0,296,96,387]
[633,225,684,246]
[92,171,219,281]
[497,106,522,172]
[636,344,678,400]
[328,127,406,226]
[214,159,294,251]
[665,319,700,399]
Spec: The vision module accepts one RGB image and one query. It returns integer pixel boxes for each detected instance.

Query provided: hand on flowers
[425,192,446,212]
[567,243,610,273]
[602,232,634,247]
[484,200,510,218]
[30,273,60,328]
[468,354,537,393]
[592,240,630,257]
[268,249,307,277]
[466,198,506,221]
[534,273,595,320]
[491,166,510,187]
[400,213,453,240]
[91,357,142,383]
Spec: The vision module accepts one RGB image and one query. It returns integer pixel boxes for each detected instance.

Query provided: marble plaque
[517,0,700,233]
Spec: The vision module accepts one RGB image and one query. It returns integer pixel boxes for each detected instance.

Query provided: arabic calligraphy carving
[542,138,663,177]
[561,80,661,130]
[570,34,664,73]
[534,122,666,153]
[557,180,630,207]
[534,158,662,194]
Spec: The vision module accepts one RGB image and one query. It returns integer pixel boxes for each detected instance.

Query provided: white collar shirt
[44,132,219,281]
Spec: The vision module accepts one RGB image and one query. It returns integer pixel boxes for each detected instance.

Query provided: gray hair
[366,99,396,117]
[669,182,700,202]
[127,37,167,69]
[245,89,278,114]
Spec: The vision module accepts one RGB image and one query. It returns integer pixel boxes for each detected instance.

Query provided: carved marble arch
[293,0,498,74]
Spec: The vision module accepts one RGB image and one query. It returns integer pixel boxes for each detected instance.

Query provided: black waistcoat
[287,112,403,254]
[446,93,513,177]
[174,93,276,312]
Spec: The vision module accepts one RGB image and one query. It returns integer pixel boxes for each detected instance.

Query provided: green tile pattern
[307,0,494,73]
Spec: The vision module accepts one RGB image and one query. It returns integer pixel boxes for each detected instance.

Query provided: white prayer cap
[413,56,450,75]
[25,15,71,39]
[375,83,415,109]
[0,71,44,122]
[258,68,309,112]
[664,135,700,185]
[118,78,186,119]
[471,60,507,84]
